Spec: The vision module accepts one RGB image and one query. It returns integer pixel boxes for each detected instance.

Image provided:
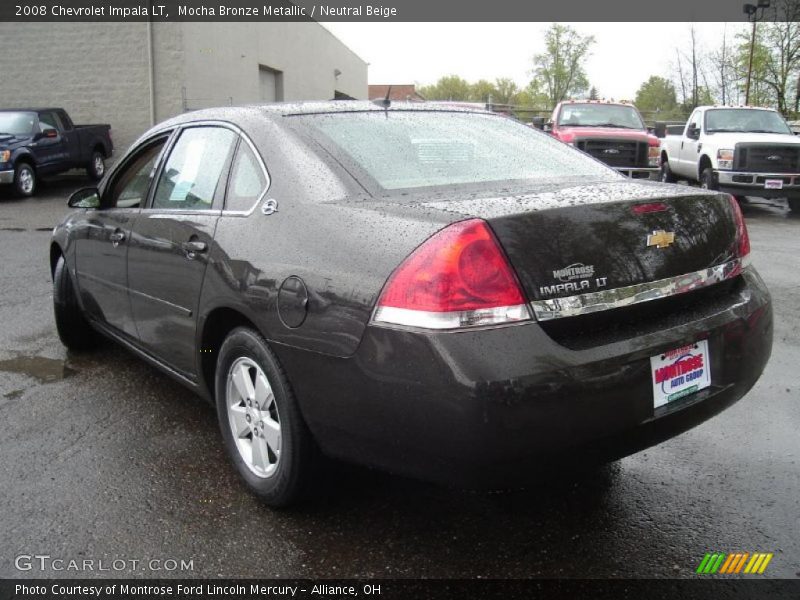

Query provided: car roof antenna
[374,86,392,110]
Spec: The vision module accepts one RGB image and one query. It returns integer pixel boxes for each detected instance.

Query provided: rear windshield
[0,112,36,136]
[705,109,792,134]
[298,111,617,191]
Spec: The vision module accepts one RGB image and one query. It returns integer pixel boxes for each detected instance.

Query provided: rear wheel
[700,168,718,191]
[14,162,36,197]
[87,150,105,181]
[215,327,316,507]
[53,255,97,351]
[660,159,677,183]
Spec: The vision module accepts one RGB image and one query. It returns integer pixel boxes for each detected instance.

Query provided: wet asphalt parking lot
[0,176,798,580]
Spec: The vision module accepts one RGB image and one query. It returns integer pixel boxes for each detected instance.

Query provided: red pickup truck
[541,100,660,179]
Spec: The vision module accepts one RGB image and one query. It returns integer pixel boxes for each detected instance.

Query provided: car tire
[87,150,105,181]
[14,162,36,197]
[700,168,718,191]
[788,198,800,214]
[215,327,316,507]
[660,159,677,183]
[53,254,97,352]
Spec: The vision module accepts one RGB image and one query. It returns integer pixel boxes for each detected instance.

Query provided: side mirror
[688,126,700,140]
[531,117,545,130]
[543,122,553,133]
[68,187,100,209]
[42,128,58,139]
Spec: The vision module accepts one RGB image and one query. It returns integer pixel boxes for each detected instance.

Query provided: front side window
[299,111,616,191]
[38,111,63,132]
[152,127,236,211]
[226,142,267,212]
[107,139,167,209]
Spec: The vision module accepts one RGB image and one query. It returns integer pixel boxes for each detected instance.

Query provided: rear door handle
[109,230,125,247]
[181,240,207,259]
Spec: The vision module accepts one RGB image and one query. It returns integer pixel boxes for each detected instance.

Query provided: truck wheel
[660,160,677,183]
[215,327,317,507]
[53,255,97,352]
[87,151,105,181]
[14,163,36,197]
[700,168,718,191]
[788,198,800,214]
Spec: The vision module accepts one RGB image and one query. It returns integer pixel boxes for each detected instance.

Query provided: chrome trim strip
[531,258,744,322]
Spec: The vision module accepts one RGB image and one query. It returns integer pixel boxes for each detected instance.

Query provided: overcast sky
[323,22,745,100]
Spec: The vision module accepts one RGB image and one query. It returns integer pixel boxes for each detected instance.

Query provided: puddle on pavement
[0,355,76,383]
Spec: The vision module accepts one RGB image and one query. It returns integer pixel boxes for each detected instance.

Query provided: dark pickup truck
[0,108,113,197]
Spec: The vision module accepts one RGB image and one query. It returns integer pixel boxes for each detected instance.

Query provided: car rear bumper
[277,268,772,488]
[0,169,14,184]
[715,170,800,199]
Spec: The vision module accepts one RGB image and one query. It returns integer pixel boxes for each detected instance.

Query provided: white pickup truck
[659,106,800,212]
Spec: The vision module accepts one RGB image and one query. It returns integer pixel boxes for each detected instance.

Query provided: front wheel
[215,327,316,507]
[14,162,36,197]
[87,150,105,181]
[660,159,677,183]
[700,168,718,191]
[788,198,800,214]
[53,255,97,351]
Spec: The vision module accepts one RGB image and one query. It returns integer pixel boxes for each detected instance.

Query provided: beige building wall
[0,22,367,156]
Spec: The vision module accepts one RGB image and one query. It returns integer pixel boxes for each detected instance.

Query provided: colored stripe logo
[696,552,773,574]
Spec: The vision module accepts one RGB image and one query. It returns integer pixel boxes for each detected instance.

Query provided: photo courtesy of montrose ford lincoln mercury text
[50,102,772,507]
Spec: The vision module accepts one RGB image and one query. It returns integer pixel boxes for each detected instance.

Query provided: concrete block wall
[0,23,153,157]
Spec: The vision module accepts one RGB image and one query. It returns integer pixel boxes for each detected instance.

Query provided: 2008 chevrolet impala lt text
[49,102,773,507]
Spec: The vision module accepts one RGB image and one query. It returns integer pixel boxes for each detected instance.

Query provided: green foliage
[493,78,520,104]
[417,75,472,101]
[589,86,599,101]
[532,24,595,106]
[635,76,678,112]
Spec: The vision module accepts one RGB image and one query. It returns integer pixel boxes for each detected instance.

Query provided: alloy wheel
[225,357,282,478]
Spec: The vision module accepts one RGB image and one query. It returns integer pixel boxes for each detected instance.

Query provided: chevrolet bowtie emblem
[647,230,675,249]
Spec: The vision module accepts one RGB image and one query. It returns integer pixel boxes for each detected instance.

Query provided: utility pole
[743,0,771,106]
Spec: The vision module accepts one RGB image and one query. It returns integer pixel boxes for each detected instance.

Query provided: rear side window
[152,127,236,211]
[300,112,616,191]
[226,142,267,212]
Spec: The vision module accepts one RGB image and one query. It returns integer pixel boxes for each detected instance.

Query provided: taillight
[729,196,751,264]
[373,219,531,330]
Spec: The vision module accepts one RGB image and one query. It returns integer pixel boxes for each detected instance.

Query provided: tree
[493,78,520,105]
[469,79,497,103]
[417,75,472,101]
[589,86,599,100]
[532,24,595,106]
[635,76,678,113]
[761,0,800,114]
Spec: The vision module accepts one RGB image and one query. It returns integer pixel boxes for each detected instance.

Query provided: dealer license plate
[650,340,711,409]
[764,179,784,190]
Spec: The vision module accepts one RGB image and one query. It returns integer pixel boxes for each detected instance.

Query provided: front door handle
[110,230,126,247]
[181,240,207,260]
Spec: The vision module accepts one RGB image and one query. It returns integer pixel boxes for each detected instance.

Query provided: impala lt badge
[766,155,782,161]
[603,148,620,154]
[647,230,675,249]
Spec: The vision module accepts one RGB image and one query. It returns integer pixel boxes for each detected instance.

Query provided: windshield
[557,104,645,129]
[0,112,36,136]
[298,111,617,191]
[705,109,792,134]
